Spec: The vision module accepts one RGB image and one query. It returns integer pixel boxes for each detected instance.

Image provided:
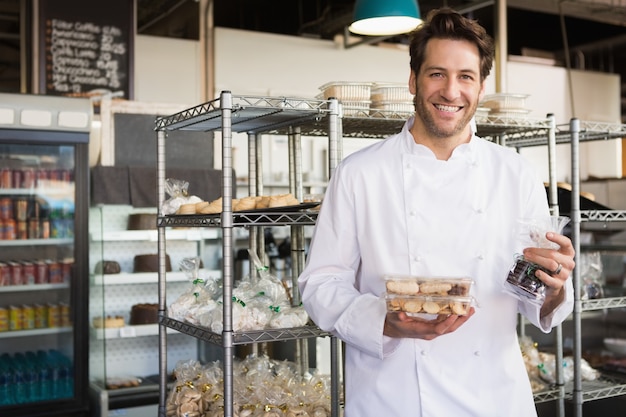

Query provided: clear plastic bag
[504,215,570,304]
[161,178,202,215]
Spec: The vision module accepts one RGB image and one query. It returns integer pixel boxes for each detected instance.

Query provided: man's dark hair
[409,8,495,82]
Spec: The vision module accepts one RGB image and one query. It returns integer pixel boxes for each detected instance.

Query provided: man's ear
[478,81,486,102]
[409,71,417,95]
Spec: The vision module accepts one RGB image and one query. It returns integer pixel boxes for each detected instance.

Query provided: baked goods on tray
[179,193,305,215]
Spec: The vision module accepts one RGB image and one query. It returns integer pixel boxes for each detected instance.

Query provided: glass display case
[88,204,221,417]
[0,93,91,417]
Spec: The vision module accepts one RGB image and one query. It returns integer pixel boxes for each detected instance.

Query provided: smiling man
[298,7,575,417]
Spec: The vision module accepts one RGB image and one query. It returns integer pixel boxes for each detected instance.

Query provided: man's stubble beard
[413,92,478,139]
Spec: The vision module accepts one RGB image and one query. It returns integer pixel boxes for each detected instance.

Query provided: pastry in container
[383,274,473,297]
[318,81,373,101]
[385,293,474,316]
[369,101,414,115]
[480,93,529,111]
[370,82,413,103]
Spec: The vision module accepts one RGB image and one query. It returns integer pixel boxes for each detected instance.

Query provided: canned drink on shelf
[47,303,60,327]
[61,259,73,283]
[16,221,27,240]
[48,260,62,283]
[28,218,40,239]
[21,168,35,188]
[60,303,71,327]
[11,170,21,189]
[0,168,11,188]
[0,197,12,219]
[4,218,16,240]
[22,304,34,329]
[8,261,23,285]
[0,262,9,285]
[0,307,8,331]
[14,198,28,221]
[40,218,50,239]
[34,260,48,284]
[9,305,22,330]
[34,304,47,328]
[37,168,49,181]
[58,169,71,182]
[21,261,35,285]
[30,200,40,219]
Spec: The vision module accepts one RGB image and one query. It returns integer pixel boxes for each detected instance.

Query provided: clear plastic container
[480,93,529,111]
[385,293,474,316]
[370,83,413,102]
[383,274,473,296]
[370,101,414,114]
[319,81,373,101]
[340,100,371,116]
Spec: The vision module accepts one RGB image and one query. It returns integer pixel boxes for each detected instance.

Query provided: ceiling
[138,0,626,120]
[0,0,625,118]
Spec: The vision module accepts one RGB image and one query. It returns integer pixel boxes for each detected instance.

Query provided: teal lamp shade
[349,0,422,36]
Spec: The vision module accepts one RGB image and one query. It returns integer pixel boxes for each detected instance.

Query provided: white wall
[214,28,412,98]
[134,35,202,105]
[506,62,622,182]
[128,28,622,186]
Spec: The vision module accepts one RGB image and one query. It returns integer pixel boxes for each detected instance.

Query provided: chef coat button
[421,350,427,356]
[474,351,480,356]
[409,210,416,216]
[412,256,421,262]
[475,208,484,214]
[477,254,484,260]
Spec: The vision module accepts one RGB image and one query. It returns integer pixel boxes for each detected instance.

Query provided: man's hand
[522,232,575,317]
[384,307,475,340]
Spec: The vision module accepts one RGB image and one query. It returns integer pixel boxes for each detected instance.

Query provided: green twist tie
[232,296,246,307]
[269,305,280,313]
[193,278,205,285]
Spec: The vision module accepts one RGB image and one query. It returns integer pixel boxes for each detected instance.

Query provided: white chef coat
[298,117,574,417]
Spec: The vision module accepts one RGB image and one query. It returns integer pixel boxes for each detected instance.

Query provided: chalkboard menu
[38,0,134,99]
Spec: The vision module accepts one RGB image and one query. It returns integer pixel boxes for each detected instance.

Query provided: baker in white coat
[298,8,575,417]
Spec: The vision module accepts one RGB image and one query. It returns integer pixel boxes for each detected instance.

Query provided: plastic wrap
[504,216,570,305]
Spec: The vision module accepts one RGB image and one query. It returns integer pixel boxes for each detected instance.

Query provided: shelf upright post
[570,118,583,417]
[221,91,235,417]
[328,98,340,176]
[288,125,309,374]
[247,131,261,357]
[546,114,559,216]
[248,131,260,281]
[289,125,306,291]
[253,132,267,281]
[546,113,566,417]
[326,97,342,417]
[156,128,168,417]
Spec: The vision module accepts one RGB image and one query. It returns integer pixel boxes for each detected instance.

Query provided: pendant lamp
[349,0,422,36]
